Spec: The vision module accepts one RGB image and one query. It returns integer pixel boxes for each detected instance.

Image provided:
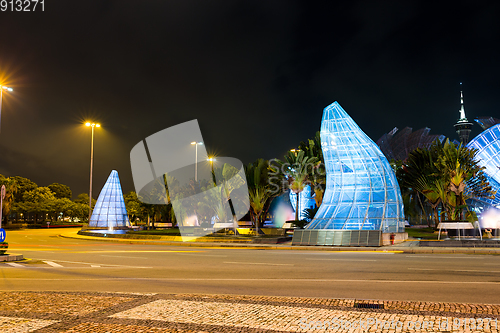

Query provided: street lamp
[0,85,13,132]
[191,141,203,181]
[86,122,101,223]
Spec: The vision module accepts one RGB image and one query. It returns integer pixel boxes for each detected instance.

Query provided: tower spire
[459,82,467,121]
[454,82,473,145]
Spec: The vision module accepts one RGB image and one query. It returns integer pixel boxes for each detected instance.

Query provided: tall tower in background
[454,83,473,145]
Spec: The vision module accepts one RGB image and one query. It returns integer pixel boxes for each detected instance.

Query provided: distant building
[474,116,500,131]
[454,85,474,145]
[376,127,445,161]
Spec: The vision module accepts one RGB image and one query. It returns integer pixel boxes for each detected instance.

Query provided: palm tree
[298,131,326,207]
[402,139,495,224]
[245,159,279,232]
[434,140,494,221]
[0,176,18,223]
[274,150,319,221]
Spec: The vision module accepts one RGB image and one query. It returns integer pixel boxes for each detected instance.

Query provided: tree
[401,139,495,224]
[74,193,96,207]
[400,148,442,226]
[15,187,56,222]
[434,140,494,221]
[10,176,37,203]
[298,131,326,207]
[0,176,18,222]
[245,159,281,231]
[124,191,142,224]
[48,183,72,199]
[73,193,96,223]
[273,150,319,221]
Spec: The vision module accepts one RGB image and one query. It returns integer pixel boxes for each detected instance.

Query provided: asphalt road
[1,228,500,304]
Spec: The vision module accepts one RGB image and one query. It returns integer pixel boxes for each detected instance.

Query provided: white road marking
[408,268,500,273]
[43,261,63,267]
[293,251,397,255]
[30,258,151,269]
[177,253,228,257]
[1,278,500,284]
[101,255,148,259]
[91,265,101,267]
[5,263,24,268]
[223,262,294,266]
[405,255,485,259]
[306,258,377,262]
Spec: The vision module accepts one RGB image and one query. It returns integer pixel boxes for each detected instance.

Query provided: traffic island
[0,254,24,262]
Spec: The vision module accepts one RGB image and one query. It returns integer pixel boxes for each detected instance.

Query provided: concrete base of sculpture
[292,230,383,246]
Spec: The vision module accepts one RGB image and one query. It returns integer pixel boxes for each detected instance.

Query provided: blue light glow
[467,124,500,206]
[306,102,405,232]
[89,170,131,228]
[289,185,316,220]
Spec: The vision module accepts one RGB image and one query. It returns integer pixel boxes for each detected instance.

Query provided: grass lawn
[127,228,284,239]
[406,227,439,240]
[128,229,182,236]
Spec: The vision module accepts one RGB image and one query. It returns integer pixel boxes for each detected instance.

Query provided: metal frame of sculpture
[467,124,500,208]
[89,170,131,229]
[292,102,405,246]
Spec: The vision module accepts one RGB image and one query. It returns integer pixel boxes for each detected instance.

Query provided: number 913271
[1,0,44,11]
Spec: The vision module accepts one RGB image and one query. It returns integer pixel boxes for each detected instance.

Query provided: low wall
[292,230,382,246]
[381,232,408,245]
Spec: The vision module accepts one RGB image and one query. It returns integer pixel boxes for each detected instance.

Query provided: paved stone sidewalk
[0,291,498,332]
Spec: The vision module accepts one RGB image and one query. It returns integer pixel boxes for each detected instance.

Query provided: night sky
[0,1,499,198]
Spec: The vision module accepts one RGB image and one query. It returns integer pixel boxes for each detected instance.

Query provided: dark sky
[0,1,499,198]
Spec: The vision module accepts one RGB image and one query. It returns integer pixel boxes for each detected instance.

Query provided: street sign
[1,185,5,199]
[0,228,5,242]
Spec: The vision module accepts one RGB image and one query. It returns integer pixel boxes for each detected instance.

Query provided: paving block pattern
[0,316,58,333]
[0,292,497,332]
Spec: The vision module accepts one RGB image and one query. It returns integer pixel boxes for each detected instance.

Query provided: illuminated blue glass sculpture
[293,102,404,246]
[89,170,131,228]
[289,185,316,220]
[467,124,500,207]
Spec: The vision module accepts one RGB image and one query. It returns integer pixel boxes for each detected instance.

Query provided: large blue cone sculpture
[467,124,500,207]
[89,170,131,228]
[293,102,405,246]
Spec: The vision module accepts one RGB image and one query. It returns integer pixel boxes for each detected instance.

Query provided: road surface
[1,228,499,304]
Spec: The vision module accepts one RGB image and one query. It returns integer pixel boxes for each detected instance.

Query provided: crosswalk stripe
[6,262,24,267]
[43,261,64,267]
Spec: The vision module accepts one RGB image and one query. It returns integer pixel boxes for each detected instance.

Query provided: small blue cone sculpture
[89,170,130,228]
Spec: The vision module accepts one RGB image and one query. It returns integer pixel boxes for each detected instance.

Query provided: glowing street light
[191,141,203,181]
[0,85,13,132]
[86,122,101,223]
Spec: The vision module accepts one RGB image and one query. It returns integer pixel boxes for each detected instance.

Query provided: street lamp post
[0,86,14,133]
[0,185,5,229]
[191,141,203,181]
[86,122,101,224]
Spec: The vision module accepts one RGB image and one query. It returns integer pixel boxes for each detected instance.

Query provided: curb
[0,254,24,262]
[59,232,500,254]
